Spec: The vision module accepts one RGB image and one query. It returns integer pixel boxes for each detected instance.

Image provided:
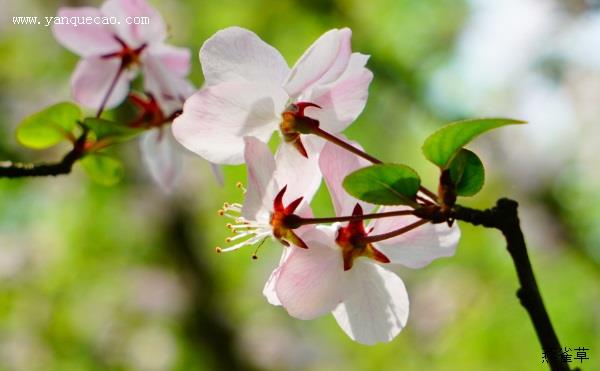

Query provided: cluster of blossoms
[52,0,197,192]
[51,0,461,346]
[16,0,556,357]
[172,27,461,344]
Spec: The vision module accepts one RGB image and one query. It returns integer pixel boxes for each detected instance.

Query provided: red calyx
[279,102,322,159]
[129,93,166,128]
[270,186,308,249]
[336,204,390,271]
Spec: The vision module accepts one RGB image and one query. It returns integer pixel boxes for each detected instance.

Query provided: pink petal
[370,207,461,268]
[140,128,182,193]
[71,57,130,110]
[275,226,346,320]
[200,27,289,86]
[263,246,293,306]
[52,8,120,57]
[307,53,373,133]
[151,44,191,77]
[142,51,195,114]
[284,28,352,98]
[332,259,409,345]
[241,137,277,221]
[172,81,287,164]
[101,0,167,47]
[273,136,322,208]
[319,139,372,216]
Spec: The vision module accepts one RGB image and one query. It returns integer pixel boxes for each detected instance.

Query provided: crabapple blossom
[172,26,373,164]
[52,0,194,112]
[215,137,321,303]
[129,93,184,193]
[272,141,461,344]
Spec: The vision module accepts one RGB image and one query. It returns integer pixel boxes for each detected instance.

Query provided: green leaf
[80,155,124,186]
[422,118,525,168]
[83,118,142,142]
[342,164,421,206]
[16,102,81,149]
[448,149,485,196]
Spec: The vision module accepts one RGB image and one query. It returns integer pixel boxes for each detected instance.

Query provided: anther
[217,209,225,216]
[236,181,247,193]
[251,237,268,260]
[215,246,222,253]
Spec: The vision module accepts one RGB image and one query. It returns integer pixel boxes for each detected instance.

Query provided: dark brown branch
[0,131,87,178]
[451,199,571,371]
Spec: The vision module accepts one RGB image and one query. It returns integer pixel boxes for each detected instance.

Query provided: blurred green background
[1,0,599,370]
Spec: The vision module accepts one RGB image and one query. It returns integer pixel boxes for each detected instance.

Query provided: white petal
[140,128,183,193]
[263,246,293,306]
[307,53,373,133]
[370,207,461,268]
[284,28,352,98]
[101,0,167,47]
[273,135,322,208]
[241,137,277,221]
[52,7,120,57]
[142,51,194,114]
[71,57,131,110]
[172,81,287,164]
[151,44,191,77]
[333,259,409,345]
[275,226,345,320]
[319,139,372,216]
[200,27,289,86]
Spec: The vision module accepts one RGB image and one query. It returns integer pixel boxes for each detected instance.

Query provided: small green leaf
[422,118,525,168]
[81,155,124,186]
[342,164,421,206]
[83,118,142,142]
[448,149,485,196]
[16,102,81,149]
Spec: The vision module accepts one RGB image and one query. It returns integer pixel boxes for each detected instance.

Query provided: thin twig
[451,199,571,371]
[0,130,88,178]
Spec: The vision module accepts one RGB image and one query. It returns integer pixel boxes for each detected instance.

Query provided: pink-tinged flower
[172,27,373,164]
[216,137,321,302]
[52,0,193,111]
[273,142,461,344]
[139,128,182,193]
[129,93,185,193]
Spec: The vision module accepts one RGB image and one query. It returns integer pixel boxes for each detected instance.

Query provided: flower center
[215,184,308,258]
[269,186,308,249]
[335,204,390,271]
[101,36,147,69]
[129,93,166,128]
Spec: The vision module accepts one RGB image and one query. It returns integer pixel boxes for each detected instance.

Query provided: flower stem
[96,63,125,118]
[309,126,438,204]
[451,199,572,371]
[418,186,438,203]
[297,209,415,226]
[310,126,383,164]
[358,218,429,244]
